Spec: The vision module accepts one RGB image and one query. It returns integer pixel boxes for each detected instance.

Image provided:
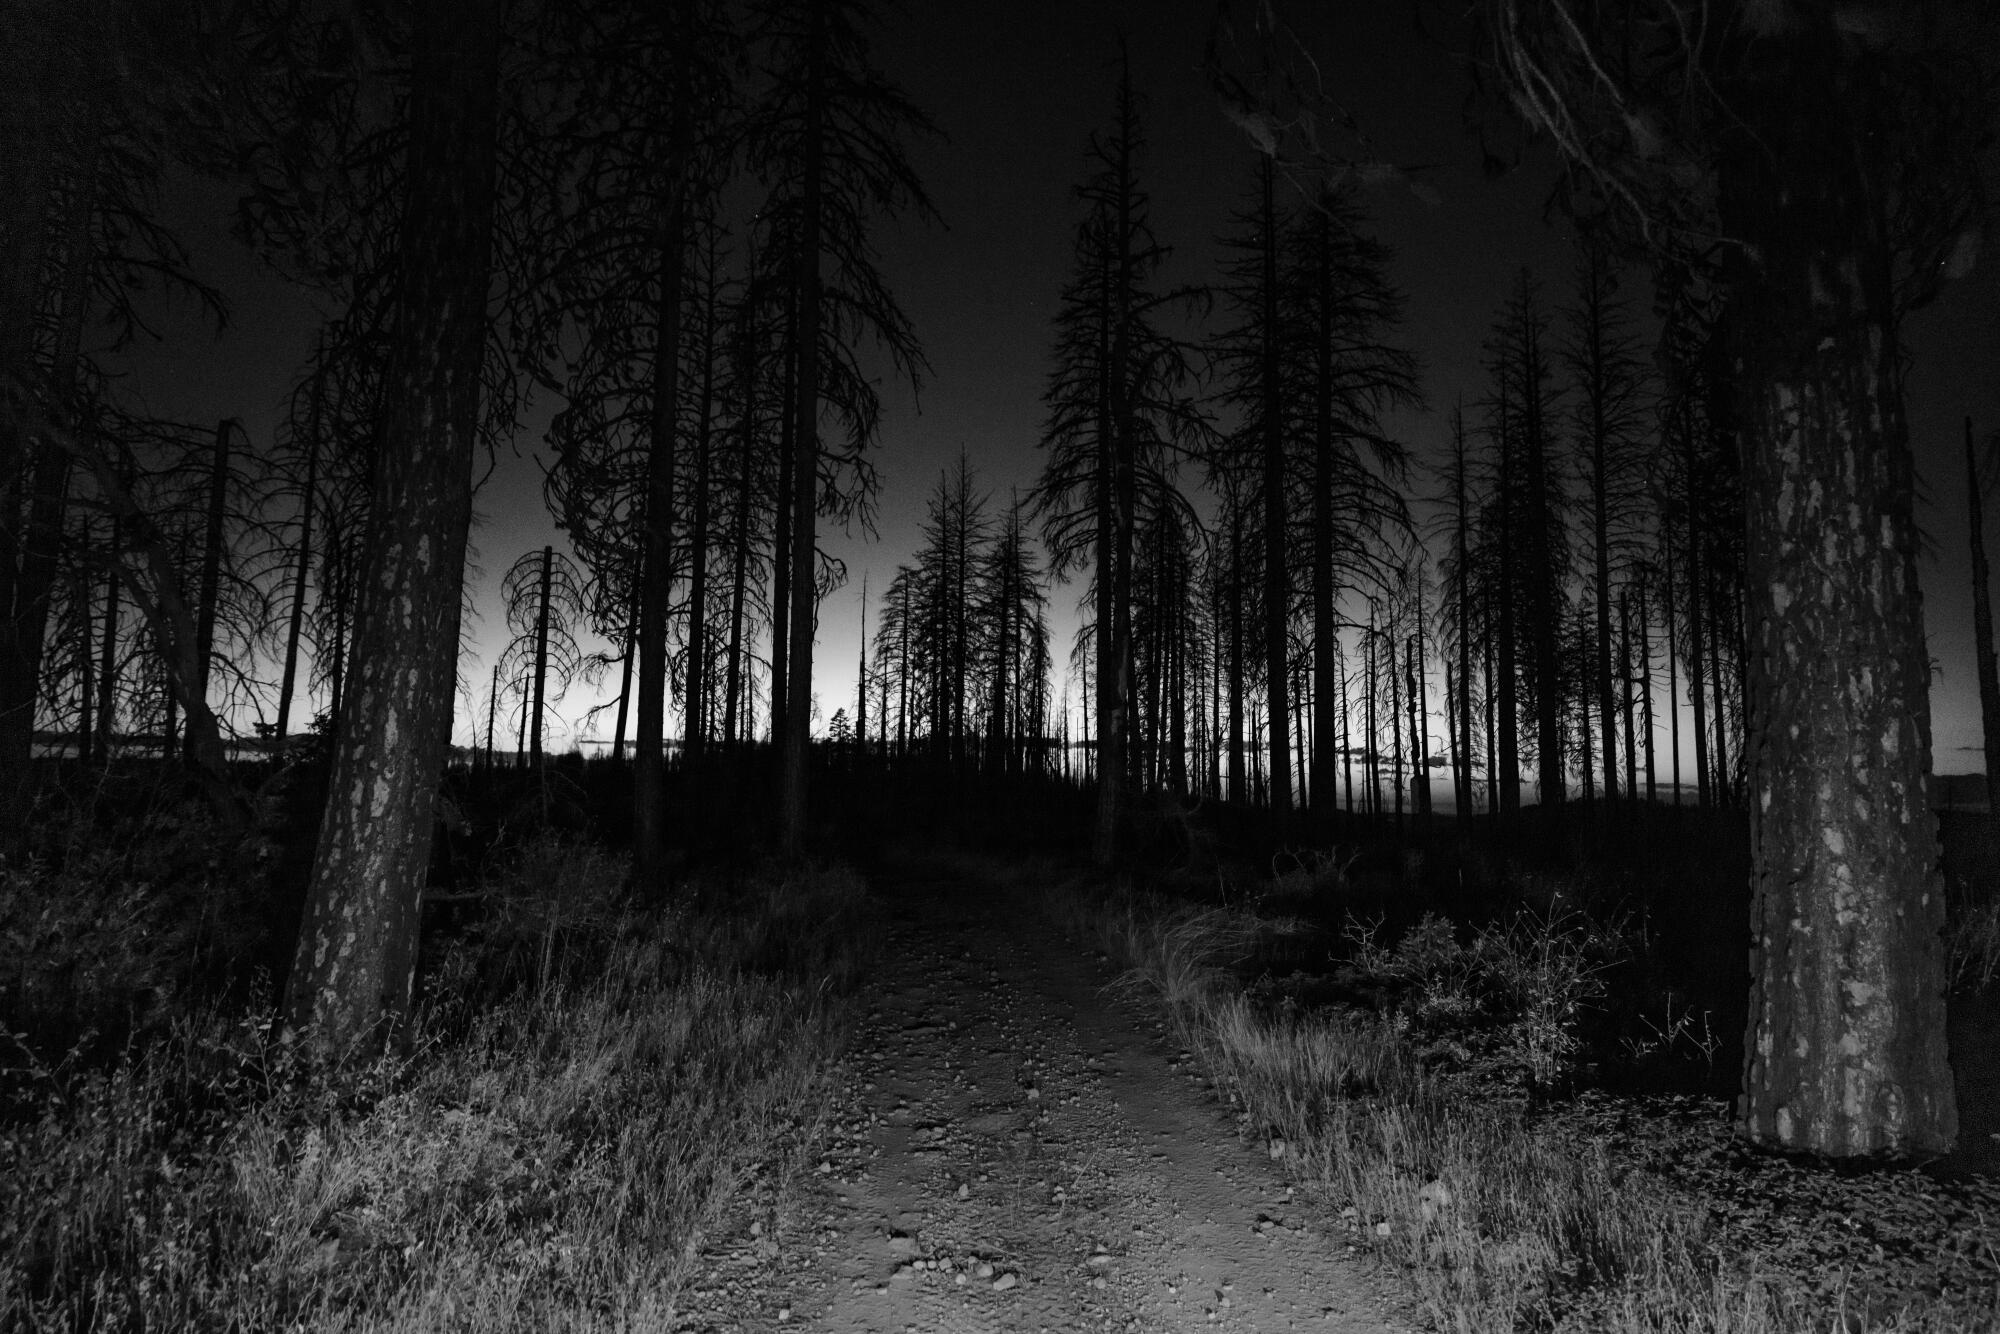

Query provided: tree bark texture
[1725,24,1955,1157]
[1964,417,2000,826]
[285,0,498,1053]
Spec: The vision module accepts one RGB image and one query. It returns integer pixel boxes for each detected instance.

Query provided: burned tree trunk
[1725,27,1955,1157]
[1965,417,2000,828]
[285,0,499,1055]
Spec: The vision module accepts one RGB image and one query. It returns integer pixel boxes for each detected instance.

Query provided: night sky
[123,0,2000,777]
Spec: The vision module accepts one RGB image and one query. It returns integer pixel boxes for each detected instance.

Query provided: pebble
[993,1272,1020,1291]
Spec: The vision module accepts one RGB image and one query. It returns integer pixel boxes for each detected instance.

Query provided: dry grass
[1,837,863,1333]
[1948,893,2000,995]
[1073,870,1998,1333]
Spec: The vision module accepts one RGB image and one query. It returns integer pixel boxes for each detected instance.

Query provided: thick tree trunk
[285,0,497,1053]
[1967,416,2000,825]
[1724,31,1955,1157]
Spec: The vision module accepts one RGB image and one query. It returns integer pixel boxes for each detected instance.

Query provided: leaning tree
[283,0,501,1054]
[1477,0,1993,1157]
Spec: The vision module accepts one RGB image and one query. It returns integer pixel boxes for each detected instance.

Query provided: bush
[1339,904,1628,1092]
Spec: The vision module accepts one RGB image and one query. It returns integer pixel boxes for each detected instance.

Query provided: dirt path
[672,865,1416,1334]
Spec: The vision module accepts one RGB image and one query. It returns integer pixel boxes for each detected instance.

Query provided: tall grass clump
[1946,892,2000,994]
[1076,869,1992,1333]
[2,837,864,1333]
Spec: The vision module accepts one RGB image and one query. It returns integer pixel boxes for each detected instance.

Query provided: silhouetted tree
[748,0,936,856]
[1033,52,1207,862]
[1562,246,1651,804]
[1969,418,2000,824]
[497,544,589,767]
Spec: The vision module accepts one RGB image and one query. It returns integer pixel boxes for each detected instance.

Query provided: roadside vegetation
[2,798,871,1333]
[1026,849,2000,1334]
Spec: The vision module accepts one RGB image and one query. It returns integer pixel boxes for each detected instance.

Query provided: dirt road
[673,864,1415,1334]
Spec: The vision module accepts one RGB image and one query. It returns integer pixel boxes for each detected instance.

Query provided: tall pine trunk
[1967,416,2000,824]
[277,353,324,742]
[770,292,797,752]
[0,100,96,833]
[0,40,56,840]
[1724,29,1954,1157]
[189,417,234,764]
[632,9,693,889]
[777,0,827,858]
[1452,410,1474,820]
[1309,221,1340,820]
[1496,391,1521,817]
[684,330,715,765]
[1257,157,1291,817]
[94,490,120,758]
[1580,258,1620,802]
[1682,420,1711,809]
[529,544,551,766]
[286,0,498,1053]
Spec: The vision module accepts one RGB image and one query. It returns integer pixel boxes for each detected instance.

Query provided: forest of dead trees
[2,0,1993,1155]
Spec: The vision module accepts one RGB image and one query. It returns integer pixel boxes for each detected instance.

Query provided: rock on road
[673,859,1416,1334]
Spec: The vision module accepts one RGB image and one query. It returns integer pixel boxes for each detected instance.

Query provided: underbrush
[1,835,867,1332]
[1061,874,1995,1333]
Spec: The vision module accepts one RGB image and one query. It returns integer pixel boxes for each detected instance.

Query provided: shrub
[1,847,864,1332]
